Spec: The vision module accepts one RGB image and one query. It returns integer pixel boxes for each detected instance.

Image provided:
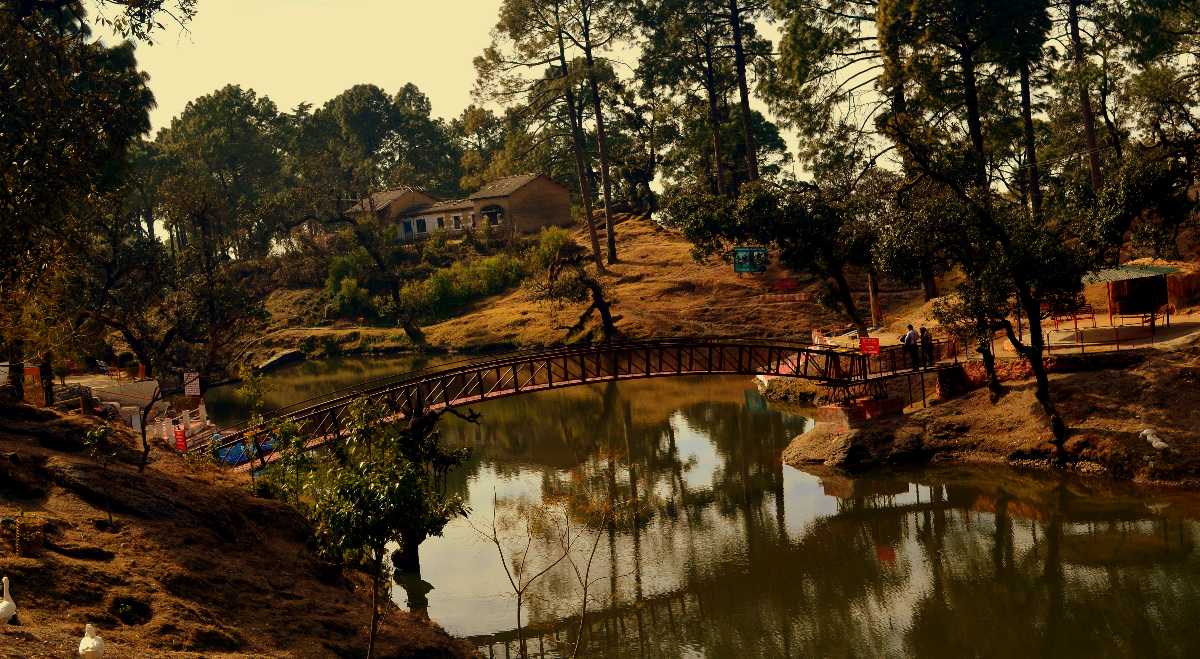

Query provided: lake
[209,356,1200,658]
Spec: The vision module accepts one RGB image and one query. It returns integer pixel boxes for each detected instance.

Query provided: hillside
[253,215,933,362]
[0,406,472,658]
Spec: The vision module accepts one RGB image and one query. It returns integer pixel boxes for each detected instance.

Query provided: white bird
[0,576,16,625]
[78,624,104,658]
[1140,428,1170,451]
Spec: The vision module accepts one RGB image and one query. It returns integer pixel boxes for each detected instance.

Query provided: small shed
[1085,264,1178,326]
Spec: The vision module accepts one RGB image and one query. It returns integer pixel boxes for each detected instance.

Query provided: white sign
[183,372,201,396]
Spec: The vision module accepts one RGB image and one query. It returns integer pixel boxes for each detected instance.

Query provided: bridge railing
[863,338,958,376]
[193,336,958,464]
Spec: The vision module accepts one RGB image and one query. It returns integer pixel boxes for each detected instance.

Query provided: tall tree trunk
[394,532,422,575]
[580,20,618,264]
[921,264,939,300]
[1008,288,1068,453]
[1019,59,1043,219]
[829,268,867,335]
[39,351,53,406]
[959,46,988,190]
[976,317,1004,400]
[963,43,1066,449]
[867,269,883,327]
[701,40,728,196]
[728,0,759,182]
[7,338,23,400]
[555,22,605,269]
[1068,0,1103,191]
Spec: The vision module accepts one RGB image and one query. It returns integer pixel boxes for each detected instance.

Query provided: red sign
[23,366,45,407]
[859,337,881,355]
[173,427,188,452]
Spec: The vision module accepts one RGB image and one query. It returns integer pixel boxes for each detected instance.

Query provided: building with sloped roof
[352,174,572,241]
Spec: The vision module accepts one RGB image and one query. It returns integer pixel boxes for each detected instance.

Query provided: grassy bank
[0,405,472,657]
[783,339,1200,487]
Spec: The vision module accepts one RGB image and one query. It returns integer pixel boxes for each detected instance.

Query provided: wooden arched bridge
[196,336,957,468]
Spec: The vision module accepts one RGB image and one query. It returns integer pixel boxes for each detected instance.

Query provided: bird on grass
[0,576,16,625]
[1140,428,1170,451]
[78,623,105,658]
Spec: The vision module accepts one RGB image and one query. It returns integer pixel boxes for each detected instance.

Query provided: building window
[436,217,445,229]
[452,215,461,229]
[416,218,427,233]
[470,213,476,227]
[482,204,504,226]
[402,220,413,235]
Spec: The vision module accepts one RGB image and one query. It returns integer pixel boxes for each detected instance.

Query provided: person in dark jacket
[902,325,919,370]
[919,326,935,366]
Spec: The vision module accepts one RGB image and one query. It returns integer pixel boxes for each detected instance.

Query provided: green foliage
[531,227,576,271]
[306,399,469,563]
[400,254,526,319]
[662,179,875,329]
[321,335,343,357]
[328,276,376,320]
[298,336,318,355]
[254,419,312,506]
[304,398,469,653]
[235,365,270,417]
[324,251,375,296]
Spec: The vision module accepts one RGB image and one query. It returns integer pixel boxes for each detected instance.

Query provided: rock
[255,349,305,373]
[888,425,926,463]
[826,433,874,469]
[0,451,48,499]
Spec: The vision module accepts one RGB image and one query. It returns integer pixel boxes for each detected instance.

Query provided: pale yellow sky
[98,0,503,131]
[94,0,800,169]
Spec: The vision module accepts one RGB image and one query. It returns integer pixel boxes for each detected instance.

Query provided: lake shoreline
[783,341,1200,490]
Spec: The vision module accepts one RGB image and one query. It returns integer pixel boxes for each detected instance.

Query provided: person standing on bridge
[920,326,934,367]
[903,325,920,371]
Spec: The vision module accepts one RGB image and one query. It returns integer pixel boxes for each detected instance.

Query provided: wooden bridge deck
[195,337,957,469]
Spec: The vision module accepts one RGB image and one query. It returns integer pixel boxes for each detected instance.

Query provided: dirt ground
[784,338,1200,488]
[0,406,473,658]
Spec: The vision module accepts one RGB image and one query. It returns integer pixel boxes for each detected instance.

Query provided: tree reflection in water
[414,376,1200,658]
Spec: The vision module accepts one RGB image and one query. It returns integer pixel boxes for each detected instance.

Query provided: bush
[324,250,374,298]
[328,276,374,319]
[532,226,574,269]
[298,336,318,355]
[321,335,342,357]
[401,253,526,318]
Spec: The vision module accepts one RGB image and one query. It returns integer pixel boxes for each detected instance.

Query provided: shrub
[531,226,574,270]
[321,335,342,357]
[324,250,374,298]
[401,253,526,319]
[328,276,374,319]
[298,336,318,355]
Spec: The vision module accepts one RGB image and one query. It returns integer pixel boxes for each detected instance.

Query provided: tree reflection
[432,378,1200,659]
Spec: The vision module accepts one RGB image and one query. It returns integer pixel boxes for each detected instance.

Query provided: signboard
[859,337,881,355]
[23,366,45,407]
[183,372,201,397]
[732,247,768,274]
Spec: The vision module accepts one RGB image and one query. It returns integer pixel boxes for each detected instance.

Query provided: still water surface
[210,356,1200,658]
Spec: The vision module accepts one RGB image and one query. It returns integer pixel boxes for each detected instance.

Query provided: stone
[255,349,305,373]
